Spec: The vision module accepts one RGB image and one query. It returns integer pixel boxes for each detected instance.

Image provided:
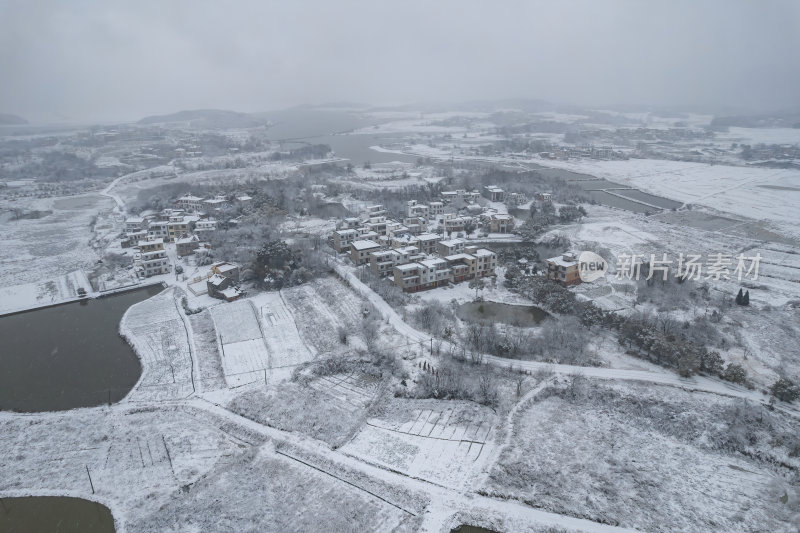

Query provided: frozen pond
[0,496,115,533]
[457,301,549,327]
[0,285,163,412]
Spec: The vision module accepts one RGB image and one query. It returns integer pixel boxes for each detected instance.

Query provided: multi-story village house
[546,252,581,286]
[332,228,359,252]
[134,238,170,278]
[350,240,382,265]
[437,238,465,257]
[176,194,204,212]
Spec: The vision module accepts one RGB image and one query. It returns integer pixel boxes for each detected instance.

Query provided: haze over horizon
[2,0,799,123]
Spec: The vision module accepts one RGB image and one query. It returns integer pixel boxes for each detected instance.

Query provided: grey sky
[2,0,799,123]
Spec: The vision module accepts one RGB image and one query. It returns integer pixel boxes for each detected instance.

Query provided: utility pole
[85,465,95,494]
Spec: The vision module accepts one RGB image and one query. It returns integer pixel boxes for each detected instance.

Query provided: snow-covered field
[211,299,270,386]
[228,371,381,448]
[0,406,242,521]
[716,126,800,147]
[250,291,314,368]
[211,294,314,387]
[0,194,110,286]
[531,158,800,240]
[0,270,91,314]
[342,399,497,489]
[121,288,195,401]
[283,276,370,355]
[484,380,800,533]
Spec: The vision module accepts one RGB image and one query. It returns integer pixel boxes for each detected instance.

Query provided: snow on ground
[109,163,298,207]
[228,370,381,448]
[483,380,800,533]
[128,442,420,533]
[0,270,91,314]
[415,269,529,307]
[0,193,110,286]
[534,158,800,239]
[282,276,370,355]
[187,309,228,392]
[715,126,800,147]
[280,215,337,236]
[541,204,800,384]
[210,293,314,387]
[211,299,270,387]
[249,291,314,369]
[0,406,242,519]
[350,117,493,135]
[121,288,195,401]
[342,399,498,490]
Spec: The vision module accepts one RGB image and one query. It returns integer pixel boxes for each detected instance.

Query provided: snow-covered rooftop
[351,240,380,251]
[445,253,475,261]
[547,253,579,267]
[395,263,420,272]
[208,274,227,286]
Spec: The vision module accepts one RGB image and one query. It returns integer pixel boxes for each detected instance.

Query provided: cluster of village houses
[120,193,252,299]
[120,184,577,302]
[331,186,541,292]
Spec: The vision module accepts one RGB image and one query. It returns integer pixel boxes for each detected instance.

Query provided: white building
[176,194,204,212]
[134,238,170,278]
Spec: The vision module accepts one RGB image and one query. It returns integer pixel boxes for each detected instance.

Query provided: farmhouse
[332,228,359,252]
[134,238,170,278]
[437,238,465,257]
[176,234,200,257]
[483,185,505,202]
[176,194,204,212]
[350,240,382,265]
[546,252,581,286]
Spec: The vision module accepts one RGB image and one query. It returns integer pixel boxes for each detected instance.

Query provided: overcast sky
[2,0,799,123]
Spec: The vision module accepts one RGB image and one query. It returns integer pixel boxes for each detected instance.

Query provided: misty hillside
[0,113,28,125]
[138,109,265,129]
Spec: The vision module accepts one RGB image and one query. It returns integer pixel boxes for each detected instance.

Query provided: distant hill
[138,109,265,129]
[0,113,28,125]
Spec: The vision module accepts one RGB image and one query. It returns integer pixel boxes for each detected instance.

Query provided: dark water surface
[457,301,549,327]
[0,285,162,412]
[451,526,499,533]
[0,496,115,533]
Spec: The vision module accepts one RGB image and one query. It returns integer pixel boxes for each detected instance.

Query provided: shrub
[770,378,800,403]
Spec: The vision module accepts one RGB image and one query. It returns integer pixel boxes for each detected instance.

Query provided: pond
[451,526,499,533]
[457,301,549,327]
[0,285,163,412]
[0,496,115,533]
